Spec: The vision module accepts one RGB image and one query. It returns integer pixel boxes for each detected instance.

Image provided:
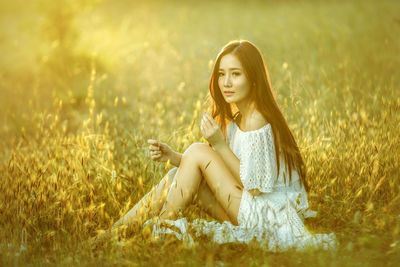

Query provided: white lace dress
[143,121,338,251]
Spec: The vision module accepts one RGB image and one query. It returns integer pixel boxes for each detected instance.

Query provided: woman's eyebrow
[218,67,242,71]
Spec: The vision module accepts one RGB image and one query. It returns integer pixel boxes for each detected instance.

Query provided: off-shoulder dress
[143,121,337,251]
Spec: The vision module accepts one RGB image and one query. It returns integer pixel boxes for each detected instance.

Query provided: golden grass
[0,0,399,265]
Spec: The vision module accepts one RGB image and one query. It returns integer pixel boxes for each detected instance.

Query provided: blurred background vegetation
[0,0,399,265]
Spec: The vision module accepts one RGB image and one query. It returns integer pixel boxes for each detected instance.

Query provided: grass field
[0,0,399,265]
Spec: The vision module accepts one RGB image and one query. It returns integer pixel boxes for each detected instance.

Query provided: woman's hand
[200,112,225,147]
[147,139,173,163]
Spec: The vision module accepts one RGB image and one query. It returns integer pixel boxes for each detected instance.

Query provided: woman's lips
[224,91,234,96]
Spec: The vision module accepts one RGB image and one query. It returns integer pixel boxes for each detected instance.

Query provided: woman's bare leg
[112,167,230,229]
[112,167,178,229]
[89,167,178,247]
[159,143,243,225]
[197,178,231,223]
[90,153,232,248]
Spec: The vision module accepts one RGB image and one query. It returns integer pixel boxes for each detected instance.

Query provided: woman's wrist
[169,151,182,167]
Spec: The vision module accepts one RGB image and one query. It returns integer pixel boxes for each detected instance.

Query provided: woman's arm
[169,151,182,167]
[148,139,182,167]
[200,113,242,186]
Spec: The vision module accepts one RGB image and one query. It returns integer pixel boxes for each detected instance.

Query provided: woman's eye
[218,73,225,77]
[232,72,240,76]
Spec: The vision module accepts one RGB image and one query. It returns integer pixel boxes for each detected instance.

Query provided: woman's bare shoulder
[249,110,268,130]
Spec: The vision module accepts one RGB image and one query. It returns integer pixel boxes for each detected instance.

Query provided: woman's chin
[224,98,236,104]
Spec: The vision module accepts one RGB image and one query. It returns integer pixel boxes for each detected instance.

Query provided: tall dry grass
[0,0,399,265]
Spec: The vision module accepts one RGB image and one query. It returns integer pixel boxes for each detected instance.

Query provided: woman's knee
[182,143,211,163]
[167,167,178,178]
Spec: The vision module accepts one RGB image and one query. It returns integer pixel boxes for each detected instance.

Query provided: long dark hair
[207,40,309,192]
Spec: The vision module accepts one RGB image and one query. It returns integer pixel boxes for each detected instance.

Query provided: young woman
[92,40,337,251]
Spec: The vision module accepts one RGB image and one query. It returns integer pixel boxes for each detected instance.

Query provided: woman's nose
[224,74,232,87]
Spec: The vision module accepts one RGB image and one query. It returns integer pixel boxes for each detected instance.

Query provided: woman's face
[218,53,251,106]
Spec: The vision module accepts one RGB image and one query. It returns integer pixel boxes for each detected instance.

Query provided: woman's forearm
[169,151,182,167]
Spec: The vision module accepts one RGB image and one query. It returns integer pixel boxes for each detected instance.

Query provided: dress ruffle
[143,190,337,252]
